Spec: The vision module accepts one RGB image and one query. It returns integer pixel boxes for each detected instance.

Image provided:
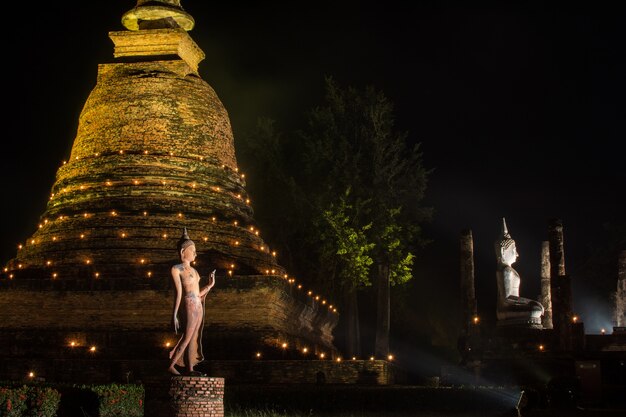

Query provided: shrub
[87,383,144,417]
[26,386,62,417]
[0,385,28,417]
[0,385,61,417]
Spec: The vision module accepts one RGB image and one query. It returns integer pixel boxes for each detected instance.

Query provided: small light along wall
[251,340,396,364]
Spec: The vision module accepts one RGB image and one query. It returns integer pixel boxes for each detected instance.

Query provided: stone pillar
[459,229,481,365]
[460,229,478,335]
[540,241,553,329]
[615,250,626,327]
[170,376,224,417]
[548,218,573,350]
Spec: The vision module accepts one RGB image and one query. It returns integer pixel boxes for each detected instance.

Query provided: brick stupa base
[144,375,224,417]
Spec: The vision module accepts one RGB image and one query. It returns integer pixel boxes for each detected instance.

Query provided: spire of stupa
[122,0,195,31]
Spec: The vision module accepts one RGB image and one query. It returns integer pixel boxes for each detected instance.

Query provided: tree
[238,77,431,357]
[319,192,375,356]
[299,77,431,356]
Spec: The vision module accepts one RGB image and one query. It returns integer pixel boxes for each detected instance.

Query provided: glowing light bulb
[46,261,52,266]
[297,285,302,289]
[94,272,100,278]
[52,273,58,278]
[70,341,76,347]
[320,353,325,359]
[256,352,261,358]
[281,343,287,349]
[133,180,139,185]
[370,356,375,361]
[119,150,124,154]
[388,354,394,361]
[473,316,479,324]
[234,221,238,226]
[336,357,342,362]
[203,237,208,242]
[80,234,85,239]
[28,372,34,378]
[147,272,152,277]
[90,346,96,352]
[165,342,171,347]
[143,211,148,216]
[572,315,579,323]
[140,259,145,264]
[539,345,545,351]
[85,260,91,264]
[162,234,168,239]
[352,357,356,361]
[308,291,313,296]
[303,347,308,353]
[121,233,127,238]
[234,241,239,245]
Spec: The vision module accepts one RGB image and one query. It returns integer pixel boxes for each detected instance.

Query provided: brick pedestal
[169,376,224,417]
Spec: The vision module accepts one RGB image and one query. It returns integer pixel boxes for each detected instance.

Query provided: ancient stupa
[0,0,337,382]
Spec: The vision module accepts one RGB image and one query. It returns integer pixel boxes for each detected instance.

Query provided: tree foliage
[237,76,431,354]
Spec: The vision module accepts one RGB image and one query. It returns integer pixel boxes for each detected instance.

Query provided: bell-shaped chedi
[0,0,337,382]
[6,0,283,283]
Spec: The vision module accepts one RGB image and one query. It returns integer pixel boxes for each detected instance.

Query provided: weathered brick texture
[170,376,224,417]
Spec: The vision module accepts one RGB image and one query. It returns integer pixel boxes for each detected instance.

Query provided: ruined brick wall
[208,360,397,385]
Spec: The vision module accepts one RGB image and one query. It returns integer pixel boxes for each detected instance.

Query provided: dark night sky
[2,1,624,344]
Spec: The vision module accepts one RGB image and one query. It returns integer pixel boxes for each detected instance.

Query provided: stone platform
[144,375,224,417]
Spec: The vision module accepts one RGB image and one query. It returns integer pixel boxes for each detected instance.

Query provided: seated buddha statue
[495,218,544,327]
